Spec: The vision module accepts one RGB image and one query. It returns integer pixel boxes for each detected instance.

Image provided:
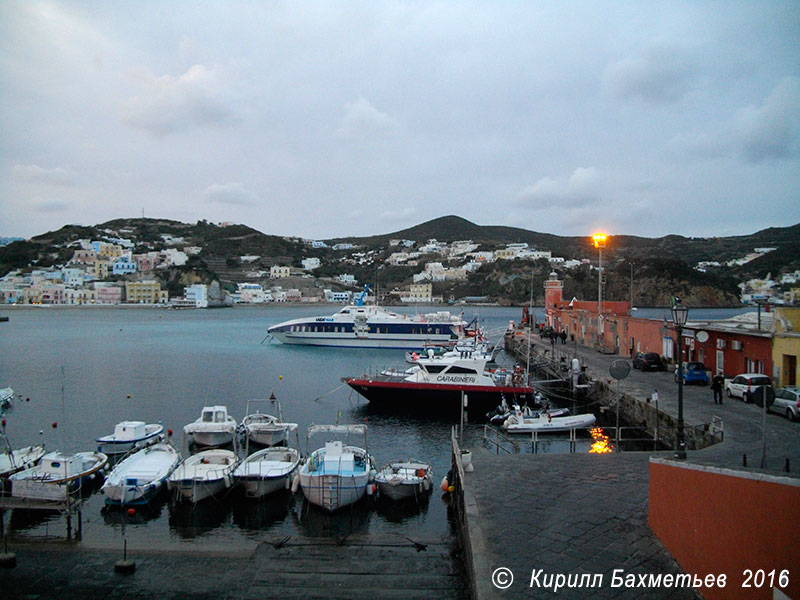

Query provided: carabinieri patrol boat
[267,287,466,349]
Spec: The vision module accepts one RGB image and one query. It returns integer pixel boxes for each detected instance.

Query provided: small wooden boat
[233,447,301,498]
[101,442,181,505]
[298,424,374,512]
[168,449,237,503]
[503,409,596,433]
[96,421,165,455]
[184,406,237,447]
[239,398,298,447]
[9,451,108,500]
[374,460,433,501]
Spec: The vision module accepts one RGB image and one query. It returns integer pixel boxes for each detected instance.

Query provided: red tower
[543,272,563,328]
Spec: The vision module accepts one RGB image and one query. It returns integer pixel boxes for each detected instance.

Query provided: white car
[771,387,800,421]
[725,373,772,402]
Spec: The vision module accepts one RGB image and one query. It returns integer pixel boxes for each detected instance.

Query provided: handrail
[482,424,519,454]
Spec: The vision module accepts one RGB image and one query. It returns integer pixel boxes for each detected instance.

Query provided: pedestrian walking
[711,373,724,404]
[559,330,567,344]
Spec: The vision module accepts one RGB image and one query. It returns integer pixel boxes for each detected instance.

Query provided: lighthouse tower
[543,271,563,328]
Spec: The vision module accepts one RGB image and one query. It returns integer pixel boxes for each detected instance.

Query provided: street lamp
[592,233,607,346]
[671,299,689,460]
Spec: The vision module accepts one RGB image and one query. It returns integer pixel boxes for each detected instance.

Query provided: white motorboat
[10,451,108,500]
[487,398,569,426]
[374,460,433,501]
[503,408,596,433]
[0,387,13,409]
[101,442,181,505]
[233,446,301,498]
[183,406,237,447]
[168,448,237,503]
[298,424,374,512]
[96,421,165,455]
[0,433,46,478]
[239,398,298,447]
[268,286,466,349]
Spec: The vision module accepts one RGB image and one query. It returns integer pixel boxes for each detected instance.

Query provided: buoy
[448,485,455,493]
[1,419,5,428]
[52,422,58,429]
[167,429,173,437]
[440,477,450,492]
[127,508,136,516]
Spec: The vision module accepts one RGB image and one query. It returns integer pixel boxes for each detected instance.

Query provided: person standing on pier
[711,373,724,404]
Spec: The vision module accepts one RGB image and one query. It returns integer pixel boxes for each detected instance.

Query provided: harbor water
[0,304,751,550]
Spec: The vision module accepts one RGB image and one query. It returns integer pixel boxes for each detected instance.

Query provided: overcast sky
[2,2,799,241]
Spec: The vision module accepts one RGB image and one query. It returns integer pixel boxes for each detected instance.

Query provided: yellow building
[772,307,800,387]
[125,280,168,304]
[409,283,433,302]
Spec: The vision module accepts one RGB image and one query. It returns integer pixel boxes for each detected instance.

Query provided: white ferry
[267,287,466,349]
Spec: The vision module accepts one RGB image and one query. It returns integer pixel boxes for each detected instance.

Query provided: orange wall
[649,460,800,600]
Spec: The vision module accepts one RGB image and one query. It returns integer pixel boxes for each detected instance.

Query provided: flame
[588,427,614,454]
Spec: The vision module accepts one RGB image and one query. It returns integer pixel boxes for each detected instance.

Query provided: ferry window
[215,411,225,422]
[425,365,447,373]
[446,366,478,374]
[202,412,213,422]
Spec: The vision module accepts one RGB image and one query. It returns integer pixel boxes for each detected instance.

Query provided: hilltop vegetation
[1,215,798,307]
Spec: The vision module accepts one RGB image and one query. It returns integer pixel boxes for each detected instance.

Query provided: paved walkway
[461,331,799,599]
[1,534,466,600]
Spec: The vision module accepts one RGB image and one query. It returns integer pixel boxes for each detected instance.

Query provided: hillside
[1,216,798,306]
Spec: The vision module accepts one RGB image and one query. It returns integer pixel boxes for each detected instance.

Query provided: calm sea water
[0,304,750,548]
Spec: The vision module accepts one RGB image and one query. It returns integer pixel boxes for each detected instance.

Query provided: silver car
[771,387,800,421]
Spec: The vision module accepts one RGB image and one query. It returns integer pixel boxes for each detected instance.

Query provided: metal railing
[482,424,519,454]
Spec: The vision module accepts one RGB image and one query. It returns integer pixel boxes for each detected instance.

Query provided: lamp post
[592,233,607,348]
[671,299,689,459]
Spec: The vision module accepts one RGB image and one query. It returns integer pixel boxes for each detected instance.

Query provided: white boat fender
[290,473,300,494]
[366,483,374,496]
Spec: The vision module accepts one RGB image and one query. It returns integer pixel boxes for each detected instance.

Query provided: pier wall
[649,458,800,600]
[505,331,719,450]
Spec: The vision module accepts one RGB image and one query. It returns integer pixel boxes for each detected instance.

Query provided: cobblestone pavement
[1,534,467,600]
[461,332,799,599]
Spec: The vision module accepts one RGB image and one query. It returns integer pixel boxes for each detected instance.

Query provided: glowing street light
[592,233,607,347]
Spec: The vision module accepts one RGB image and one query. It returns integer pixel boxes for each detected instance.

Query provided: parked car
[675,362,709,385]
[771,387,800,421]
[632,352,663,371]
[725,373,773,402]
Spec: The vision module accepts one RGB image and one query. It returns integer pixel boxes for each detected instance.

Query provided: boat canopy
[307,424,367,436]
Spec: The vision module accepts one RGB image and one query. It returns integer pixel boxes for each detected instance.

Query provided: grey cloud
[734,77,800,163]
[670,77,800,163]
[203,183,258,206]
[28,196,70,213]
[335,96,401,139]
[603,43,699,104]
[120,64,240,137]
[13,164,78,185]
[517,168,603,210]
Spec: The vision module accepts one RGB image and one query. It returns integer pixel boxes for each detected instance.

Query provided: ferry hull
[345,378,534,412]
[271,331,453,350]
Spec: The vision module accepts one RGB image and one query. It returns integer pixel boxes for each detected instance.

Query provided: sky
[2,1,799,241]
